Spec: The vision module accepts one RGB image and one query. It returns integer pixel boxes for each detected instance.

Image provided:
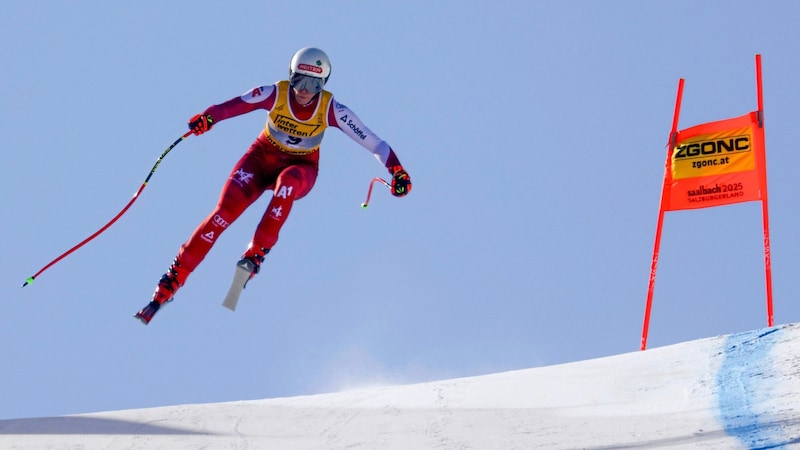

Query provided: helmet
[289,47,331,83]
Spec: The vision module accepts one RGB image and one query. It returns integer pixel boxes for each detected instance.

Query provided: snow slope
[1,324,799,449]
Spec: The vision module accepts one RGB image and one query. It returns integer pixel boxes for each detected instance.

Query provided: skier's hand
[188,114,214,136]
[390,166,411,197]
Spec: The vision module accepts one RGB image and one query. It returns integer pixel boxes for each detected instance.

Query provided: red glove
[390,166,411,197]
[188,114,213,135]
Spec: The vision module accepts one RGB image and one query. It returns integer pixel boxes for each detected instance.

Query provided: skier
[135,47,411,324]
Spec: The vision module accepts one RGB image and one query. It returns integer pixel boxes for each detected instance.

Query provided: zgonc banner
[664,111,766,211]
[641,55,772,351]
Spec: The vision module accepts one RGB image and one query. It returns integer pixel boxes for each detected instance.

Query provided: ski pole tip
[22,276,35,288]
[361,203,369,209]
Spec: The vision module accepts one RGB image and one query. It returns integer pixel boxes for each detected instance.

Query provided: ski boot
[135,259,188,325]
[239,247,269,286]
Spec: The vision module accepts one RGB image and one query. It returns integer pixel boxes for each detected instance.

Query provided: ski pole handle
[361,177,391,208]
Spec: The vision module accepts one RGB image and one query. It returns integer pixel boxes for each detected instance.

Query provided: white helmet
[289,47,331,82]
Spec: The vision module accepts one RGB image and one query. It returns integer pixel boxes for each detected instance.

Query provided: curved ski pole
[22,131,193,287]
[361,177,391,209]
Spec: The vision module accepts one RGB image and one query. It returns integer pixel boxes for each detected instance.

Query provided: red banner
[663,112,766,211]
[642,55,772,351]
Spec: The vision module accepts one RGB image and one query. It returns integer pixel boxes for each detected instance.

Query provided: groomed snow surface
[2,323,799,449]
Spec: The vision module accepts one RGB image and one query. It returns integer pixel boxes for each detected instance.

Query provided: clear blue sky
[3,1,800,420]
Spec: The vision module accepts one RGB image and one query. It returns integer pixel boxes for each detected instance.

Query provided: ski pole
[22,131,193,287]
[361,177,391,208]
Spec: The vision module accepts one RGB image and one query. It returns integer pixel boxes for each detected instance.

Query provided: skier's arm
[188,85,278,135]
[328,99,411,196]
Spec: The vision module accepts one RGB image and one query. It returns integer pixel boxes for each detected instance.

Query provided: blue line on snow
[717,326,783,449]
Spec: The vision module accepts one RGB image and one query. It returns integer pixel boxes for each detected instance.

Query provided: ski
[222,259,255,311]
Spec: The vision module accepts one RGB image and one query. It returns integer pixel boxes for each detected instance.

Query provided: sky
[1,323,798,448]
[3,0,800,420]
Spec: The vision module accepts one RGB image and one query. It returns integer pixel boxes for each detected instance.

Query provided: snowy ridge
[1,324,799,449]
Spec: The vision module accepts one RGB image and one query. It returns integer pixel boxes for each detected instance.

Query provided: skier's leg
[241,163,318,272]
[136,148,272,325]
[153,149,267,304]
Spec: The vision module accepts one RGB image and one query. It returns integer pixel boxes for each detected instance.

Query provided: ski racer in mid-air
[135,47,412,324]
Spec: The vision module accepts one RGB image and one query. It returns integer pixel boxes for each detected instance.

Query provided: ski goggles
[290,72,325,94]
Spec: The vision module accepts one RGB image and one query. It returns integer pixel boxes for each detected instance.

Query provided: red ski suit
[175,82,402,278]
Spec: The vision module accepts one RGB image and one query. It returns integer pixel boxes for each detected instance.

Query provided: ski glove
[188,114,214,136]
[390,166,412,197]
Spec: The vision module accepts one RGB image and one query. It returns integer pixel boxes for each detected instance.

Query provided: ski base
[222,263,253,311]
